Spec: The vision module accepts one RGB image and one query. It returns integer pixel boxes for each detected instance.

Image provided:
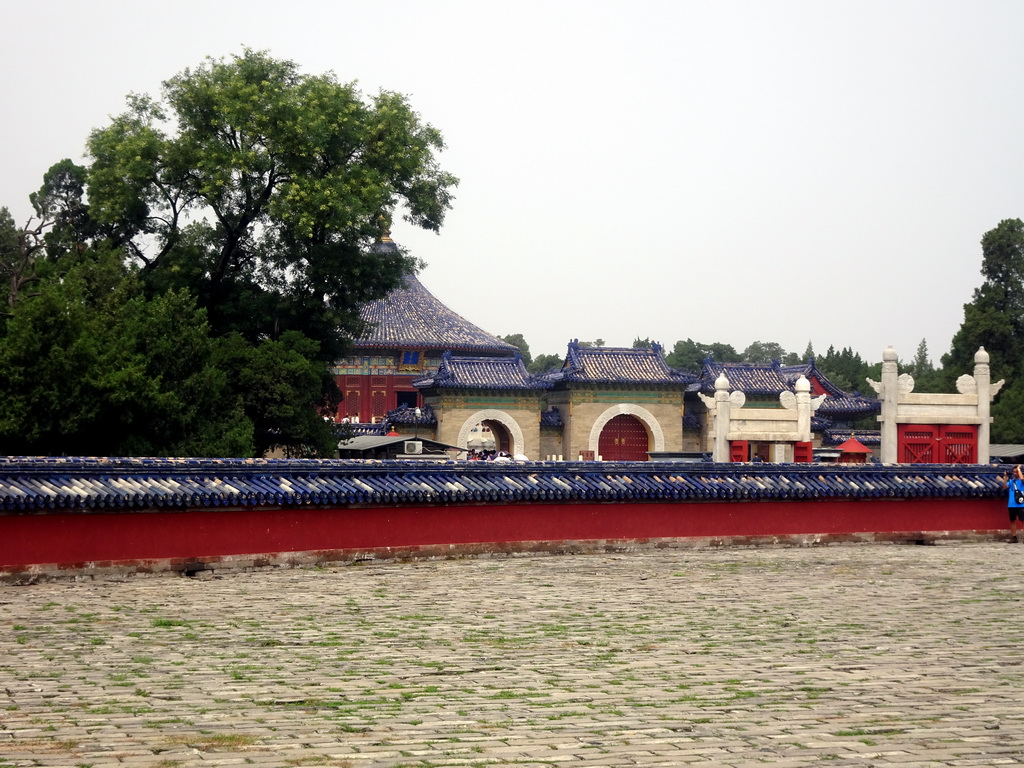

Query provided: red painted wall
[0,497,1005,570]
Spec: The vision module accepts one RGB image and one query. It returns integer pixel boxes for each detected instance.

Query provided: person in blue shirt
[1001,464,1024,542]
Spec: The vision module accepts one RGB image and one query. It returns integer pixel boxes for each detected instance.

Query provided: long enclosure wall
[0,458,1007,580]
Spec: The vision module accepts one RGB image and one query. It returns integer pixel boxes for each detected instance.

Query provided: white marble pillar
[975,347,994,464]
[878,346,899,464]
[713,373,731,463]
[795,375,812,442]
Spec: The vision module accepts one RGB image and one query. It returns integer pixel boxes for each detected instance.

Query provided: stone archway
[588,404,665,458]
[457,410,526,456]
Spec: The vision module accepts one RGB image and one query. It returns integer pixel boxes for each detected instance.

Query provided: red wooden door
[939,425,977,464]
[794,441,813,463]
[598,414,650,461]
[899,424,938,463]
[899,424,979,464]
[730,440,749,462]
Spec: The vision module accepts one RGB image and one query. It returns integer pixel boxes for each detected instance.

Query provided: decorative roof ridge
[545,339,696,385]
[700,358,790,394]
[414,351,551,390]
[0,458,1004,511]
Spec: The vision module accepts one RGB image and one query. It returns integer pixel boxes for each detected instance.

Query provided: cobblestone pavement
[2,542,1024,767]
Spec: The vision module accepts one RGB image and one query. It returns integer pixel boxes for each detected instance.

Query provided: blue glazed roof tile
[414,352,551,390]
[544,341,696,386]
[815,395,880,416]
[385,404,438,425]
[0,457,1002,511]
[354,273,517,355]
[780,358,880,416]
[823,429,882,447]
[700,359,791,394]
[540,407,563,427]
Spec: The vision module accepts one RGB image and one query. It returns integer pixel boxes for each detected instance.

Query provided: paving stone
[1,542,1023,766]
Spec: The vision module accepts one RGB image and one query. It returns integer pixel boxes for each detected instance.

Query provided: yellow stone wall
[421,388,692,461]
[552,390,685,459]
[427,392,546,459]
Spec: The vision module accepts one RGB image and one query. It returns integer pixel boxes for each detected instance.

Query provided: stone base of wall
[1,529,1002,585]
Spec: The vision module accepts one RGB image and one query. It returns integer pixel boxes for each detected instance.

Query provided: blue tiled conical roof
[353,270,517,355]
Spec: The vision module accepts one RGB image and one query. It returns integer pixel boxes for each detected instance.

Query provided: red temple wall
[0,496,1004,573]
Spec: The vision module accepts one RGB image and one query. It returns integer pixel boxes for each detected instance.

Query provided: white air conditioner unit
[404,440,423,455]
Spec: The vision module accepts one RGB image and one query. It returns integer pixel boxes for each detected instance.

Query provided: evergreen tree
[498,333,532,367]
[0,50,456,456]
[528,353,563,374]
[665,339,741,371]
[942,219,1024,440]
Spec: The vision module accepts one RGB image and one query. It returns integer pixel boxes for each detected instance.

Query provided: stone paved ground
[1,542,1023,767]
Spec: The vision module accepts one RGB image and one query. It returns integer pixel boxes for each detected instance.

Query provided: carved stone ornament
[897,373,915,394]
[866,377,882,394]
[992,379,1005,399]
[779,391,797,410]
[728,390,746,409]
[811,393,828,411]
[956,374,976,395]
[698,392,716,411]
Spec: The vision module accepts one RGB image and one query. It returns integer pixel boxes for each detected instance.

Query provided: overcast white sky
[3,1,1023,368]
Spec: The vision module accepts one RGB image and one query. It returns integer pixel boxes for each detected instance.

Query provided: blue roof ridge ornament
[371,217,399,254]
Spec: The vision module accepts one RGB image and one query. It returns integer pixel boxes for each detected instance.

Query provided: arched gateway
[589,403,665,460]
[598,414,650,461]
[457,410,526,456]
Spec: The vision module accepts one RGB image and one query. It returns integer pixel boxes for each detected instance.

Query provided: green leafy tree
[0,206,54,313]
[665,339,741,372]
[528,353,563,374]
[905,338,943,393]
[992,379,1024,443]
[817,345,871,392]
[632,337,652,349]
[499,333,532,367]
[83,48,457,354]
[942,219,1024,441]
[4,50,459,457]
[742,340,787,364]
[214,331,340,457]
[0,248,253,456]
[29,159,96,258]
[0,207,25,311]
[943,219,1024,381]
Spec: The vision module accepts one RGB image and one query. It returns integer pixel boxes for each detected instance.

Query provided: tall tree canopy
[665,339,742,372]
[943,219,1024,380]
[943,218,1024,441]
[83,48,457,354]
[498,333,532,367]
[0,50,457,457]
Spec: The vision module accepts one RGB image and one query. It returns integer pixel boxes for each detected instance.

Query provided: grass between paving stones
[1,549,1022,765]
